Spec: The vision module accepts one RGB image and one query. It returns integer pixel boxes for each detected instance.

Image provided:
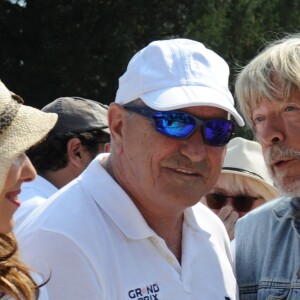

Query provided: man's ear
[107,103,125,154]
[104,142,111,153]
[67,138,84,168]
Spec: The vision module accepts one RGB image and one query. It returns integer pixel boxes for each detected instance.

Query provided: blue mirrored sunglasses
[124,106,234,146]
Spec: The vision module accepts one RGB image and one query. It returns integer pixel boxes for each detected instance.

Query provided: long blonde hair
[0,233,39,300]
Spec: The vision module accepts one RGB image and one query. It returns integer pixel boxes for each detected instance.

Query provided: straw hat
[222,137,279,198]
[0,80,58,191]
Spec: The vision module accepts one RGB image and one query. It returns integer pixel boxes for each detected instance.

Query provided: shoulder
[191,202,230,241]
[19,175,57,202]
[16,161,111,241]
[235,196,290,238]
[193,202,225,223]
[16,178,85,238]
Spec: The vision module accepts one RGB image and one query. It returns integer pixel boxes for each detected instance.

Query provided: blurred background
[1,0,300,137]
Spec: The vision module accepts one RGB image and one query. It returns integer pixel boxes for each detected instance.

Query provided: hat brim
[0,105,57,191]
[141,85,245,126]
[221,169,280,198]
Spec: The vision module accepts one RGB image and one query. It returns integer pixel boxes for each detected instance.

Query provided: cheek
[122,125,177,186]
[0,193,15,234]
[239,211,247,218]
[121,126,156,180]
[208,149,226,180]
[4,164,20,189]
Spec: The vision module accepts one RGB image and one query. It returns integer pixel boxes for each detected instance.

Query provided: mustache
[265,145,300,165]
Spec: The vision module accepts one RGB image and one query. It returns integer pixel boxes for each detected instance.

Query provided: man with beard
[234,34,300,299]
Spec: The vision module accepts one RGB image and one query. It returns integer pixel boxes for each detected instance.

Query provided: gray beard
[264,145,300,197]
[272,176,300,197]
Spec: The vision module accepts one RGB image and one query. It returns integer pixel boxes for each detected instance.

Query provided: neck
[148,213,184,263]
[40,168,76,189]
[102,156,184,263]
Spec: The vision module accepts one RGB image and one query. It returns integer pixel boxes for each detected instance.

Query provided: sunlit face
[114,105,228,216]
[0,153,36,233]
[201,174,266,218]
[252,89,300,196]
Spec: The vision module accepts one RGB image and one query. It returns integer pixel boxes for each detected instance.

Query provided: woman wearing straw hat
[201,137,280,240]
[0,80,57,299]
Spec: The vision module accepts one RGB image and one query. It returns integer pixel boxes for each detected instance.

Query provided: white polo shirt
[19,175,58,202]
[14,175,58,229]
[17,154,238,300]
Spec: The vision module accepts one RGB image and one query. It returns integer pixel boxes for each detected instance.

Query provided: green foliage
[1,0,300,138]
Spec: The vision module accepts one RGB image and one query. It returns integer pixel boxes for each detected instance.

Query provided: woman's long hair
[0,232,39,299]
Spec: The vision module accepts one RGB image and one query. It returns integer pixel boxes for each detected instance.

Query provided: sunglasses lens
[153,112,196,138]
[206,193,256,212]
[234,196,254,212]
[206,193,227,209]
[203,120,234,146]
[125,106,234,146]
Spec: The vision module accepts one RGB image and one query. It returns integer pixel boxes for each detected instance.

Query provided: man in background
[15,96,110,226]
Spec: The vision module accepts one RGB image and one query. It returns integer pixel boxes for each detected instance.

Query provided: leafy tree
[1,0,300,138]
[1,0,191,107]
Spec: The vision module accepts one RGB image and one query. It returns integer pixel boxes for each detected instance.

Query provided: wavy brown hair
[0,233,39,299]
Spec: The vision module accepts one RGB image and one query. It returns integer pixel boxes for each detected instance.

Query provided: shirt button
[152,237,159,244]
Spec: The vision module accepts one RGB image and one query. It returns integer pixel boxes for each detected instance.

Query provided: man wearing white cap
[17,39,244,299]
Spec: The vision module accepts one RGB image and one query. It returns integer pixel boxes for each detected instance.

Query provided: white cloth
[19,175,58,202]
[17,154,238,300]
[230,238,236,274]
[14,175,58,229]
[14,197,45,230]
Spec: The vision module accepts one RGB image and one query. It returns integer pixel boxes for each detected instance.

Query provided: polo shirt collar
[80,154,210,244]
[80,154,156,240]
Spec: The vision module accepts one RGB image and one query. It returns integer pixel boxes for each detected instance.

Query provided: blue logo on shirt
[128,283,160,299]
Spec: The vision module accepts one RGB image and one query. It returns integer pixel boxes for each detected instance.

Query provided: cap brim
[141,85,245,126]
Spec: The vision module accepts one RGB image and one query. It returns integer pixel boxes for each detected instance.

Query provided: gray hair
[235,34,300,130]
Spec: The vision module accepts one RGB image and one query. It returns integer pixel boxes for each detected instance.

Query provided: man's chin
[275,178,300,197]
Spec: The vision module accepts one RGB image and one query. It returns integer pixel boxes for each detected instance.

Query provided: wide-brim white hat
[222,137,279,198]
[0,80,58,191]
[116,38,244,126]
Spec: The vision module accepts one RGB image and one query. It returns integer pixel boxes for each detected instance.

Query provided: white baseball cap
[115,38,244,126]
